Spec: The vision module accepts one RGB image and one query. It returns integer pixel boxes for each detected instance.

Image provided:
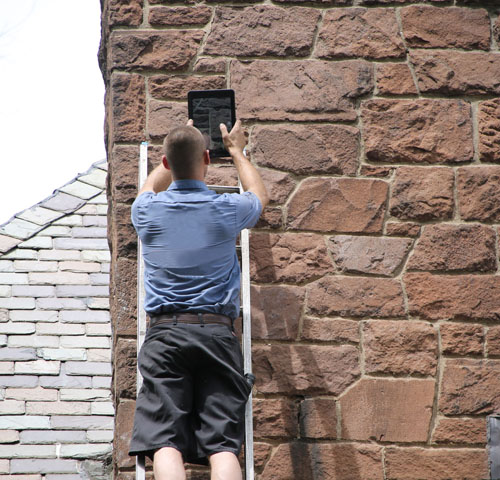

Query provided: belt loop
[173,314,177,326]
[198,313,204,327]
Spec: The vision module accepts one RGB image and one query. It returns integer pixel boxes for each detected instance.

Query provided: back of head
[164,126,206,179]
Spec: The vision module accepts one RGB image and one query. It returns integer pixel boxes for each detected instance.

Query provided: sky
[0,0,106,225]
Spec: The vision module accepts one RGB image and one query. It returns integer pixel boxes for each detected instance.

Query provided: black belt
[148,312,233,329]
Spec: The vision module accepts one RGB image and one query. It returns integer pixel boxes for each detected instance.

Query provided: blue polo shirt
[131,180,262,319]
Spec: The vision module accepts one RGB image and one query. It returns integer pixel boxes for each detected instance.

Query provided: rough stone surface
[110,258,137,337]
[114,400,135,469]
[205,6,320,57]
[257,169,295,205]
[362,99,473,164]
[113,338,137,401]
[360,165,393,178]
[385,447,488,480]
[363,321,437,376]
[408,224,496,272]
[389,167,454,221]
[440,323,484,356]
[253,344,359,395]
[149,6,212,26]
[253,398,298,438]
[301,317,359,343]
[316,8,404,59]
[110,74,145,143]
[299,398,336,439]
[411,51,500,95]
[458,167,500,222]
[261,442,383,480]
[287,177,387,233]
[401,6,490,50]
[307,276,405,318]
[478,98,500,163]
[252,125,359,176]
[385,222,420,237]
[432,417,486,445]
[250,285,305,340]
[487,326,500,356]
[105,0,143,27]
[193,58,226,74]
[109,145,139,205]
[405,273,500,322]
[376,63,417,95]
[340,378,435,442]
[149,76,226,100]
[328,235,412,276]
[110,31,204,72]
[148,101,187,140]
[440,359,500,415]
[249,233,331,284]
[231,60,373,122]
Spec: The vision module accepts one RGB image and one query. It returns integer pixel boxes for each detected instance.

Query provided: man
[128,119,269,480]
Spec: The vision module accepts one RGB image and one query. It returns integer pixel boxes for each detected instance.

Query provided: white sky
[0,0,106,225]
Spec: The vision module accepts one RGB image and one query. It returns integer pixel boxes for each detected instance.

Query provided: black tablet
[188,89,236,158]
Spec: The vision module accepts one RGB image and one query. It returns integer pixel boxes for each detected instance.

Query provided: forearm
[230,148,269,209]
[138,163,172,196]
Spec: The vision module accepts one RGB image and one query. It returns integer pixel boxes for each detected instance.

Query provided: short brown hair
[163,126,206,178]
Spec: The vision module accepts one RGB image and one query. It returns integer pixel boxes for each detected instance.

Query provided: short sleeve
[232,191,262,232]
[131,191,155,235]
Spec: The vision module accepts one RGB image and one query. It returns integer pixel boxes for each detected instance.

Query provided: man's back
[132,179,261,319]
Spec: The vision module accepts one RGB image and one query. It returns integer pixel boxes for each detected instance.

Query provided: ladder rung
[208,184,240,194]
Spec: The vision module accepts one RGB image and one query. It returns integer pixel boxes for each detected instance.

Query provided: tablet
[188,89,236,158]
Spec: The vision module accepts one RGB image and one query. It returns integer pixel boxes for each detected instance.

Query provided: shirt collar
[168,180,208,191]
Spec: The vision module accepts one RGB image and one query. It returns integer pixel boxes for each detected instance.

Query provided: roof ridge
[0,159,108,256]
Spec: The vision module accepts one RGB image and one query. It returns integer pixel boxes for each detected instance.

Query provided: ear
[203,150,210,166]
[162,155,171,170]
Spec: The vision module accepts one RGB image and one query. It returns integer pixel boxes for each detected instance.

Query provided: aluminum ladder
[136,141,255,479]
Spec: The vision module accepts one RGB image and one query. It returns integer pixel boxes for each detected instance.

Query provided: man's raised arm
[220,120,269,210]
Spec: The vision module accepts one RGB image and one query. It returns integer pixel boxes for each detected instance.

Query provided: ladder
[136,142,255,479]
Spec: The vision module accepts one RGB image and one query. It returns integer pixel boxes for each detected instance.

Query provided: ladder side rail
[239,181,254,480]
[136,141,148,480]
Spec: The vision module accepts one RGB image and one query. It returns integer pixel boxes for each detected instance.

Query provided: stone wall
[99,1,500,479]
[0,161,113,479]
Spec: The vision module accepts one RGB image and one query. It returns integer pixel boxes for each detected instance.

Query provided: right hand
[220,120,248,154]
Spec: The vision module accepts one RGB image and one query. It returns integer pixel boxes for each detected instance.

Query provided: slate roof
[0,160,108,255]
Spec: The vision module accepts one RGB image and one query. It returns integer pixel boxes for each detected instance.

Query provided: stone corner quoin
[100,1,499,479]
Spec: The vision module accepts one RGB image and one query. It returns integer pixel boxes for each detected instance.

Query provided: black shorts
[128,322,252,465]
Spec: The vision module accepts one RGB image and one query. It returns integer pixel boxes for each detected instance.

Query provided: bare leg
[153,447,186,480]
[209,452,243,480]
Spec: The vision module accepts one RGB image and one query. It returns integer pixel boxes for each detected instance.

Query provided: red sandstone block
[487,325,500,356]
[307,276,406,319]
[250,285,305,340]
[253,344,359,395]
[105,0,143,27]
[110,31,204,72]
[301,317,359,343]
[360,164,393,177]
[287,177,387,233]
[362,99,473,164]
[432,417,487,445]
[251,124,359,176]
[385,222,420,238]
[110,73,146,143]
[257,168,295,205]
[108,203,138,261]
[230,60,373,122]
[115,400,136,469]
[316,8,405,60]
[110,257,137,338]
[204,6,319,57]
[261,442,383,479]
[405,273,500,322]
[340,378,435,442]
[363,320,437,376]
[249,233,332,284]
[149,76,226,101]
[458,166,500,222]
[376,63,417,95]
[411,51,500,95]
[440,323,484,356]
[389,167,454,221]
[113,337,137,400]
[440,358,500,415]
[478,98,500,163]
[148,100,187,140]
[255,207,282,230]
[299,398,337,439]
[385,446,488,480]
[328,235,412,276]
[408,224,496,273]
[193,58,226,74]
[149,6,212,26]
[253,398,298,438]
[254,442,272,471]
[110,145,139,205]
[401,6,490,50]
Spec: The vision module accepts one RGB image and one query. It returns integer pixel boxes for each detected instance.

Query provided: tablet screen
[188,90,235,158]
